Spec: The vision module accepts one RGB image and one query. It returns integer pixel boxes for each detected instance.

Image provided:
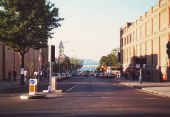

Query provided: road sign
[29,79,37,85]
[29,79,37,95]
[30,80,35,84]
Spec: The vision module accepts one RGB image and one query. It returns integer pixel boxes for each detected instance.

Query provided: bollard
[51,76,57,91]
[29,79,37,95]
[48,86,51,93]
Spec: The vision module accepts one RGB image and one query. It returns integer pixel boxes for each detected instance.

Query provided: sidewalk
[0,80,26,90]
[0,78,48,91]
[115,78,170,98]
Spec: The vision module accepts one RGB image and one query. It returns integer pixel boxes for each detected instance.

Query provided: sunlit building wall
[120,0,170,82]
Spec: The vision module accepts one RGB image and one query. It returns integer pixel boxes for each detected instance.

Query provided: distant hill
[83,59,99,65]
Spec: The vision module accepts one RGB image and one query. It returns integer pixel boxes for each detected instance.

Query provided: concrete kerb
[20,92,47,99]
[20,90,63,100]
[141,88,170,98]
[43,90,63,98]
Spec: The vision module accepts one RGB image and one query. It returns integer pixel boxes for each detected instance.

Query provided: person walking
[13,70,17,81]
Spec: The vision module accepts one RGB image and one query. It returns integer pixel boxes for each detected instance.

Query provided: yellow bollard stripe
[29,85,37,92]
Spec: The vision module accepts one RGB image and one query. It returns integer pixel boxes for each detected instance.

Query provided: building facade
[0,43,48,81]
[120,0,170,82]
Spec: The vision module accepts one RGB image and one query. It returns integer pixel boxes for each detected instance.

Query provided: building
[120,0,170,82]
[0,43,48,81]
[55,41,70,73]
[58,41,66,62]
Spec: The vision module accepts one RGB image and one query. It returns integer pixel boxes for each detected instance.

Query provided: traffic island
[20,78,63,100]
[20,79,47,100]
[20,91,63,100]
[20,92,47,100]
[43,90,63,98]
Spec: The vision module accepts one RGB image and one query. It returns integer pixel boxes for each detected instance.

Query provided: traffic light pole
[139,67,142,83]
[48,45,52,86]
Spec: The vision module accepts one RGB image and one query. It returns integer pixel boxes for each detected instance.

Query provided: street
[0,76,170,117]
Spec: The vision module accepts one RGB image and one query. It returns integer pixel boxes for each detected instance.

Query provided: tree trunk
[20,52,25,85]
[2,44,6,81]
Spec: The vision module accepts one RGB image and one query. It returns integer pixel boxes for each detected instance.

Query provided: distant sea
[80,59,99,71]
[80,67,97,71]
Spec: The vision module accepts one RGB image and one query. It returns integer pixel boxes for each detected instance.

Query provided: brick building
[0,43,48,81]
[120,0,170,82]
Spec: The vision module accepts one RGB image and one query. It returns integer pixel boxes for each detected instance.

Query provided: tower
[59,41,64,57]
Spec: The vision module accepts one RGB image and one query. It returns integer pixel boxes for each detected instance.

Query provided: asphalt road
[0,76,170,117]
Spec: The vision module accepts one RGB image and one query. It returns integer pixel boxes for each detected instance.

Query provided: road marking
[67,84,78,92]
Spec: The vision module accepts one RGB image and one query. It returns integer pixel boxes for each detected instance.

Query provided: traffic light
[167,41,170,59]
[51,45,55,62]
[117,52,121,62]
[135,58,140,64]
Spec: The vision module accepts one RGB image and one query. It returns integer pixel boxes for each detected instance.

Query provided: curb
[20,90,63,100]
[141,88,170,98]
[20,93,47,99]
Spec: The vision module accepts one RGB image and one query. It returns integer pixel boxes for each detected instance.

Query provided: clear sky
[48,0,158,61]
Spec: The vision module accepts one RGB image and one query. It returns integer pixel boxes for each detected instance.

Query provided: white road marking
[67,84,78,92]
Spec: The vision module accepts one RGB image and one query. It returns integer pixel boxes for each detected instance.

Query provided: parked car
[65,73,71,78]
[107,73,115,78]
[60,73,66,80]
[94,72,100,77]
[52,73,62,81]
[99,73,107,78]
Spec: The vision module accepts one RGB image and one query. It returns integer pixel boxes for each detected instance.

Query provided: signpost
[29,79,37,95]
[135,58,146,84]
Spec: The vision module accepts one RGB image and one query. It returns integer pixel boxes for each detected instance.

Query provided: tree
[99,48,120,67]
[0,0,63,85]
[99,56,107,66]
[70,58,83,73]
[106,54,117,66]
[63,57,71,72]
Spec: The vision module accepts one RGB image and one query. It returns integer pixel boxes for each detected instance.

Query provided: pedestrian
[13,70,17,81]
[24,70,27,82]
[34,71,38,79]
[8,70,12,82]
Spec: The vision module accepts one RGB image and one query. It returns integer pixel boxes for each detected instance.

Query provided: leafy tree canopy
[99,48,120,67]
[0,0,63,54]
[70,58,84,70]
[0,0,63,84]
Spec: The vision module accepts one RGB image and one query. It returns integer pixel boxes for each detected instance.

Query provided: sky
[48,0,158,61]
